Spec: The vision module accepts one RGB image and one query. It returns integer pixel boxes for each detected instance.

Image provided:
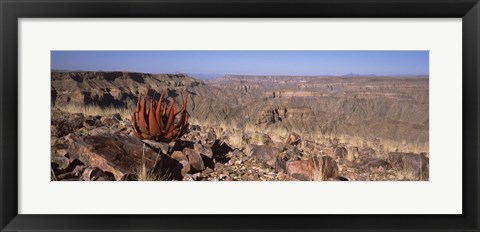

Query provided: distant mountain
[342,73,377,77]
[186,73,224,80]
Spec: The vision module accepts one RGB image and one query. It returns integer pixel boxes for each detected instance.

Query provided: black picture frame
[1,0,479,231]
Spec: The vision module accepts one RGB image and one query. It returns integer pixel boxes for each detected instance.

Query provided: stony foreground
[51,108,429,181]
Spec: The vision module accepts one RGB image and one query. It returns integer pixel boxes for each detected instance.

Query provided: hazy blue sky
[51,51,429,76]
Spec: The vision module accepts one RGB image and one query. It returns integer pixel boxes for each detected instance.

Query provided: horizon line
[51,69,429,77]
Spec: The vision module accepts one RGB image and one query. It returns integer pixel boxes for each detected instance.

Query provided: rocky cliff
[52,72,429,143]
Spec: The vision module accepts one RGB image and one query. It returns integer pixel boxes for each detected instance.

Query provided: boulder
[248,145,281,167]
[171,151,188,162]
[183,148,205,172]
[387,152,429,180]
[334,146,348,159]
[88,126,116,136]
[143,140,170,154]
[51,109,85,137]
[66,134,159,180]
[286,156,339,181]
[153,153,183,180]
[194,143,213,159]
[286,160,314,181]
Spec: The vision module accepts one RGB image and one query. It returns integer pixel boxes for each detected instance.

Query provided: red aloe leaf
[165,100,176,132]
[141,132,152,140]
[131,113,141,133]
[156,91,165,131]
[132,130,143,140]
[173,98,178,115]
[179,124,189,137]
[161,100,168,128]
[148,98,161,136]
[164,128,179,141]
[138,97,149,133]
[173,109,187,130]
[183,112,189,127]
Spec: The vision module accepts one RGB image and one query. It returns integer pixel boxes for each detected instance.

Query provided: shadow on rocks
[210,140,232,164]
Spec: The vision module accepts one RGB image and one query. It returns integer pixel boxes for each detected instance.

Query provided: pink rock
[286,160,314,181]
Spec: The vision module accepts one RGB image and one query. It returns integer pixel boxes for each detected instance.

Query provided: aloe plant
[131,90,189,142]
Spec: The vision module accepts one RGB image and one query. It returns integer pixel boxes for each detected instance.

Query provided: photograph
[2,0,477,230]
[50,50,429,181]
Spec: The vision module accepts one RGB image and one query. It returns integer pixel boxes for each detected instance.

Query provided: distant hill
[342,73,376,77]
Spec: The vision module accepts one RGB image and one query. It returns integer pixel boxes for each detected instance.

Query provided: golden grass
[312,157,339,181]
[223,133,244,149]
[192,116,429,156]
[54,103,428,156]
[314,133,428,156]
[54,103,131,119]
[394,164,428,181]
[312,158,325,181]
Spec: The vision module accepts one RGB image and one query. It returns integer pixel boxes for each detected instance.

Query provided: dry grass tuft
[312,156,338,181]
[136,144,170,181]
[54,103,131,119]
[394,164,428,181]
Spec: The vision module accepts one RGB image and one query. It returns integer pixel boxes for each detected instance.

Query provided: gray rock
[387,152,429,180]
[89,126,115,136]
[51,109,85,137]
[249,145,281,167]
[334,146,348,159]
[143,140,170,154]
[66,134,158,180]
[183,148,205,172]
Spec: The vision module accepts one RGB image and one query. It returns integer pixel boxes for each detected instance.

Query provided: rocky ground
[51,108,429,181]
